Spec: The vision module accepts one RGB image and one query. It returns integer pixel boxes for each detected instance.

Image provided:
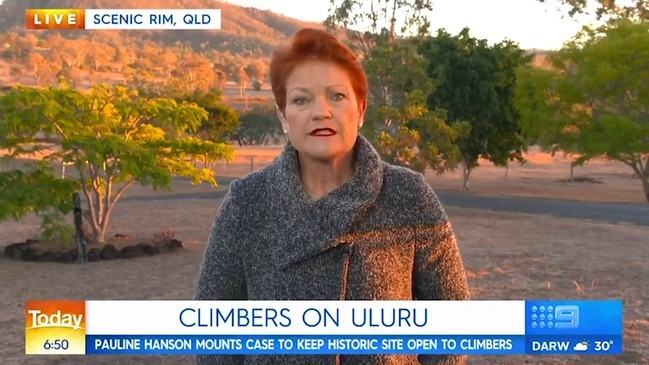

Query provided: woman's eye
[294,97,307,104]
[331,93,345,101]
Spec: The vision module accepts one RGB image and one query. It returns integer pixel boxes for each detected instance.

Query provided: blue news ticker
[86,335,623,355]
[525,300,623,336]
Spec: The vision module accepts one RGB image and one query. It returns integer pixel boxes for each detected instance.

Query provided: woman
[195,28,470,365]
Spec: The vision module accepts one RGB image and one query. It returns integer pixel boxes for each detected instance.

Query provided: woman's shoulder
[379,162,448,223]
[381,162,435,194]
[220,165,273,206]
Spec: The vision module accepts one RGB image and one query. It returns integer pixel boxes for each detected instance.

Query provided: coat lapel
[269,135,384,269]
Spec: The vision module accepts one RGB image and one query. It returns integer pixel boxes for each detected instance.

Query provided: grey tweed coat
[195,135,470,365]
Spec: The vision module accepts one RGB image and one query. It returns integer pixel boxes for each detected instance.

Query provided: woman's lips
[310,128,337,136]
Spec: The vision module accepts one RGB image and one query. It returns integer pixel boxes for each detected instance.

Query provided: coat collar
[268,135,384,268]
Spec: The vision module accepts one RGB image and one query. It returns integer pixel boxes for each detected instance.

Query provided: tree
[325,0,434,53]
[536,0,648,21]
[86,42,116,71]
[244,59,268,85]
[515,20,649,203]
[515,58,586,181]
[0,162,80,243]
[175,89,241,168]
[373,94,468,174]
[326,0,466,174]
[360,38,468,173]
[176,90,241,143]
[237,67,249,96]
[234,104,282,146]
[27,52,56,86]
[176,54,216,92]
[0,84,235,243]
[418,28,531,190]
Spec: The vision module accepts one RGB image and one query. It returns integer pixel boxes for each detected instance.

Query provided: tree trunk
[94,229,106,244]
[461,159,471,191]
[87,209,108,244]
[505,161,509,181]
[570,162,575,182]
[642,175,649,204]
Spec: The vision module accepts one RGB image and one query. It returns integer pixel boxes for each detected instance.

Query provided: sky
[223,0,600,50]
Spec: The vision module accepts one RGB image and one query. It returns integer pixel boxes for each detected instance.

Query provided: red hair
[269,28,368,113]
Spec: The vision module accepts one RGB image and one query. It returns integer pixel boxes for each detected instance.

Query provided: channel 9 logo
[25,300,86,354]
[530,304,579,329]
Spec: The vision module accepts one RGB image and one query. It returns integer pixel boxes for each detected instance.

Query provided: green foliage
[0,162,79,245]
[174,89,242,142]
[0,83,235,242]
[419,28,531,180]
[325,1,466,175]
[515,20,649,202]
[362,38,434,113]
[0,163,79,221]
[375,111,468,174]
[357,37,466,174]
[39,210,75,247]
[417,28,531,191]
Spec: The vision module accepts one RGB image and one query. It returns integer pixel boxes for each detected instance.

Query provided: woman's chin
[300,146,348,163]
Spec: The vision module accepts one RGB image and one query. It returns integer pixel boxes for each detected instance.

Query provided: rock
[99,244,119,260]
[3,237,184,263]
[4,242,39,261]
[156,239,183,253]
[87,248,101,262]
[21,246,39,261]
[55,249,78,263]
[119,245,148,259]
[5,242,24,260]
[36,251,56,262]
[137,243,158,255]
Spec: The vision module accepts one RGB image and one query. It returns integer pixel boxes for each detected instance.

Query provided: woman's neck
[298,151,356,199]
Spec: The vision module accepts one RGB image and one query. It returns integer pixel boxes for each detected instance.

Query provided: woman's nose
[311,97,332,120]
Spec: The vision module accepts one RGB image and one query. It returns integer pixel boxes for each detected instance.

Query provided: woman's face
[281,60,364,162]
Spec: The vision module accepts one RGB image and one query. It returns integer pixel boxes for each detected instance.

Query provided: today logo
[27,309,83,330]
[25,300,86,331]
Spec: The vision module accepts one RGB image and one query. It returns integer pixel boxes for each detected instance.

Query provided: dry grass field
[1,145,648,364]
[1,201,647,364]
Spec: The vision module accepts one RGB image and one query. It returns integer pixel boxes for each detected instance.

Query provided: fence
[1,150,632,190]
[58,156,277,179]
[198,155,277,176]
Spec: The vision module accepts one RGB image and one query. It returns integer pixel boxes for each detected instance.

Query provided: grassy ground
[1,199,647,364]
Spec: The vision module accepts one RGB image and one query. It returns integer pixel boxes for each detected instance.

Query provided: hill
[0,0,330,98]
[0,1,549,111]
[0,0,323,58]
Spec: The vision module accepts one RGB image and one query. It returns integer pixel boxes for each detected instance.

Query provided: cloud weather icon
[573,341,588,351]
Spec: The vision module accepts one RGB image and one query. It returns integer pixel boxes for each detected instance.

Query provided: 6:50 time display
[43,339,69,350]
